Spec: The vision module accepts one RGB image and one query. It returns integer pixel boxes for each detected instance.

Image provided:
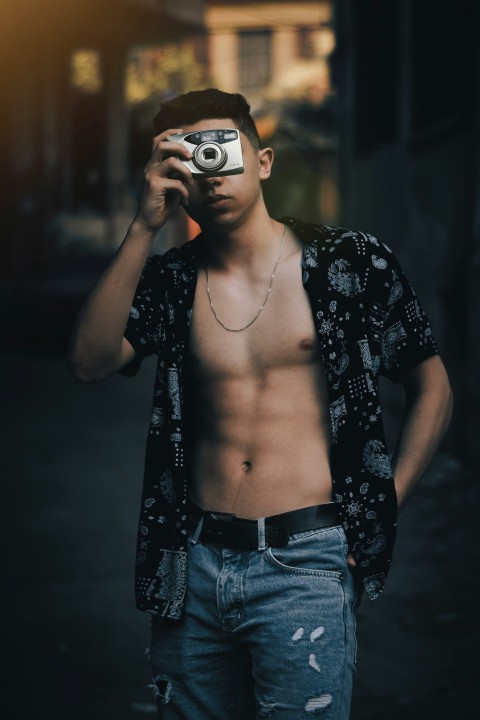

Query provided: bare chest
[189,258,320,378]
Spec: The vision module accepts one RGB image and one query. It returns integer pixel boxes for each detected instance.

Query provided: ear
[258,147,274,181]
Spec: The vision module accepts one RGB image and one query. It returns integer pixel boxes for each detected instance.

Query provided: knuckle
[143,166,155,182]
[143,174,161,193]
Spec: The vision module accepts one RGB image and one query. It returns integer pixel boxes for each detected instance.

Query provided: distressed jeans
[149,521,358,719]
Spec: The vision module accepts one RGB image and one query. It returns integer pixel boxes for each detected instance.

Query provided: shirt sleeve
[119,255,166,377]
[372,241,440,383]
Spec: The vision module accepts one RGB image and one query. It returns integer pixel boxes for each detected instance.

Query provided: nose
[197,174,224,187]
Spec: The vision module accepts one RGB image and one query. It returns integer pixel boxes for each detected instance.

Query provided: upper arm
[399,354,452,398]
[372,243,439,383]
[119,254,166,376]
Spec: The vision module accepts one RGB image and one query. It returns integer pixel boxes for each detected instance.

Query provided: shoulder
[282,216,390,265]
[142,237,200,277]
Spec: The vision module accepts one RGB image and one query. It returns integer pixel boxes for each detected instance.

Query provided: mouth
[203,194,231,207]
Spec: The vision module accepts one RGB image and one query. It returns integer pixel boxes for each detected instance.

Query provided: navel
[242,460,252,473]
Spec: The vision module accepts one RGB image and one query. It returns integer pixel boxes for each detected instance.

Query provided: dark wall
[333,0,479,462]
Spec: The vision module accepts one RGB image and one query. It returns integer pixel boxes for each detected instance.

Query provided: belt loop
[190,514,205,545]
[257,517,266,551]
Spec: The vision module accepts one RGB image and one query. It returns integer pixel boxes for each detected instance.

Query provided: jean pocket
[265,526,346,579]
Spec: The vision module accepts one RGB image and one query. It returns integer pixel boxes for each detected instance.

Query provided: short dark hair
[153,88,261,150]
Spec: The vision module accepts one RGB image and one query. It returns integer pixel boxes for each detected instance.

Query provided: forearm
[392,362,453,511]
[68,221,156,382]
[68,129,194,383]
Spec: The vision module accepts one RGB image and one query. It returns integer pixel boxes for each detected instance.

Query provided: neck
[200,204,285,272]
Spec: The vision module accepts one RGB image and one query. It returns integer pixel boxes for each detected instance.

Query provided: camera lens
[193,141,227,172]
[203,149,218,161]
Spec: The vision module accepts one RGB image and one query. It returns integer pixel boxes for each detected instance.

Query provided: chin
[197,209,241,231]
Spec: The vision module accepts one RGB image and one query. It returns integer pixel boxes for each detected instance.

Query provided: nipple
[300,338,314,351]
[242,461,252,473]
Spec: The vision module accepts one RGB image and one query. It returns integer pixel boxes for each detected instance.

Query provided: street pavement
[1,350,478,720]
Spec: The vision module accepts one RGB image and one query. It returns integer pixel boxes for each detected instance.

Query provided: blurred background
[1,1,479,718]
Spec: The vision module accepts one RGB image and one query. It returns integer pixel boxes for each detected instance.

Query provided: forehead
[180,117,238,134]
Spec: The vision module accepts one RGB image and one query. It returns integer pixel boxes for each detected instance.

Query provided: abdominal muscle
[188,361,333,519]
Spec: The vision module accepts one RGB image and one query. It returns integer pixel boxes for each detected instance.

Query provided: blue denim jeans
[150,519,358,719]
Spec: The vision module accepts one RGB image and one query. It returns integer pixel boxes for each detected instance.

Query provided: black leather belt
[186,499,341,549]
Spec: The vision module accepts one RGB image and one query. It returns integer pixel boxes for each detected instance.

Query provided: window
[297,27,316,59]
[238,30,272,95]
[71,50,102,94]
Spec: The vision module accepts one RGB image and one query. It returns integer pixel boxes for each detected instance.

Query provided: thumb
[347,553,357,570]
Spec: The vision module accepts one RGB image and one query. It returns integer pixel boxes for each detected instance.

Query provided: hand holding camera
[133,128,195,235]
[134,127,244,236]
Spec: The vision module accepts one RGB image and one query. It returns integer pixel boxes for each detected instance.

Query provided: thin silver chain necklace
[204,224,286,332]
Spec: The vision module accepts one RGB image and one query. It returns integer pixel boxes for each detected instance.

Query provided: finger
[147,145,191,175]
[144,156,193,186]
[151,129,193,163]
[347,553,357,569]
[154,177,190,206]
[151,128,184,151]
[153,140,193,166]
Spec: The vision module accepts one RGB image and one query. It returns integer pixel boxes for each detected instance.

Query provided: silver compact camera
[167,128,244,177]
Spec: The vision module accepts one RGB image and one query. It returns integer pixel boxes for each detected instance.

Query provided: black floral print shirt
[121,217,439,617]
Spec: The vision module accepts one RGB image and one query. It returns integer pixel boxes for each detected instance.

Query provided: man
[68,88,453,719]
